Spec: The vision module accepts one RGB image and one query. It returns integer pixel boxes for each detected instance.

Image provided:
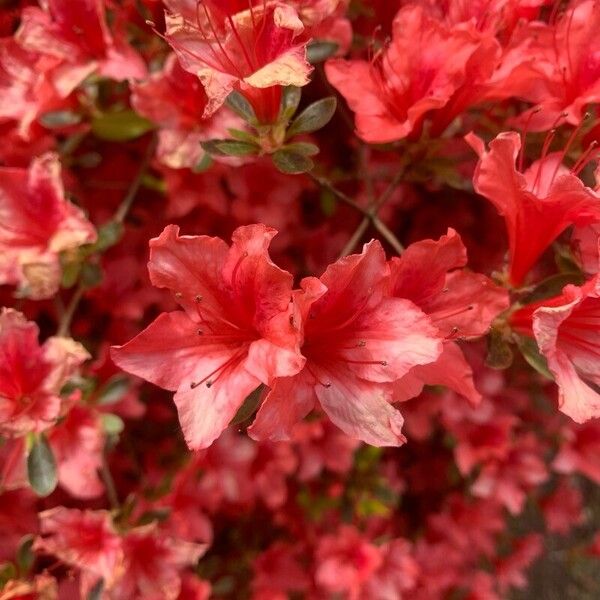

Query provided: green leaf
[307,40,339,63]
[87,578,105,600]
[282,142,320,156]
[39,110,82,128]
[61,260,82,289]
[192,153,214,173]
[485,329,514,370]
[80,262,103,289]
[272,149,314,174]
[230,385,264,426]
[280,86,302,122]
[227,128,257,143]
[0,563,17,587]
[286,97,337,139]
[16,535,35,574]
[27,434,58,497]
[226,91,256,122]
[97,376,130,405]
[93,221,124,253]
[201,139,260,157]
[101,413,125,436]
[136,507,171,526]
[92,110,154,142]
[516,336,553,380]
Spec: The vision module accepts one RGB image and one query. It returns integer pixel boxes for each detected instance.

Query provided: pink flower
[315,526,383,600]
[0,309,89,437]
[0,39,64,140]
[131,53,243,170]
[512,276,600,423]
[541,480,585,535]
[35,507,123,585]
[389,229,508,404]
[111,224,304,450]
[512,1,600,130]
[468,131,600,286]
[16,0,146,96]
[250,240,442,446]
[553,420,600,484]
[0,153,97,299]
[163,1,312,121]
[325,5,495,142]
[111,525,205,600]
[48,404,105,500]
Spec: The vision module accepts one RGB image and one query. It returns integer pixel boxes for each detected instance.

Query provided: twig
[309,172,368,215]
[338,217,370,260]
[57,285,84,337]
[114,135,157,224]
[98,454,120,510]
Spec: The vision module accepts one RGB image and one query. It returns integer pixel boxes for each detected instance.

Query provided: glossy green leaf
[230,385,264,426]
[307,40,339,63]
[226,91,256,122]
[286,97,337,139]
[272,149,314,174]
[27,434,58,497]
[92,110,154,142]
[201,139,260,157]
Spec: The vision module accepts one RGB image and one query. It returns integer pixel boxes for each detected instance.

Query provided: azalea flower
[131,53,243,170]
[0,309,89,437]
[0,153,97,299]
[163,0,312,122]
[468,131,600,286]
[111,224,304,450]
[250,240,442,446]
[35,507,123,587]
[111,525,206,600]
[389,229,509,404]
[325,5,496,142]
[512,275,600,423]
[16,0,146,96]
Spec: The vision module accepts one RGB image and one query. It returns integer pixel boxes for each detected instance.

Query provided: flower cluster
[1,0,600,598]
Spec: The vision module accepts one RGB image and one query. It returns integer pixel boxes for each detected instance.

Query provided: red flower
[16,0,146,96]
[35,507,123,586]
[0,153,97,299]
[325,5,494,142]
[131,53,242,170]
[250,240,442,446]
[111,224,304,450]
[512,275,600,423]
[163,1,312,121]
[513,1,600,131]
[389,229,508,404]
[0,309,89,437]
[468,131,600,286]
[112,525,205,600]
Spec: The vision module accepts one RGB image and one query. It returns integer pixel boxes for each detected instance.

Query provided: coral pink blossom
[389,229,508,404]
[111,224,304,450]
[16,0,146,96]
[513,1,600,130]
[250,240,442,446]
[35,507,123,585]
[48,404,105,499]
[325,5,495,142]
[163,1,312,120]
[468,131,600,286]
[0,153,97,299]
[315,525,382,600]
[111,525,205,600]
[131,53,242,170]
[0,309,89,437]
[512,275,600,423]
[553,421,600,484]
[0,39,64,140]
